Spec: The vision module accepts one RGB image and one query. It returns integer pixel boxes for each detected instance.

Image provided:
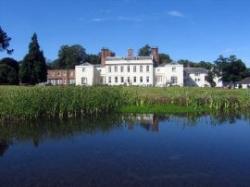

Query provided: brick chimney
[101,48,112,66]
[151,47,160,65]
[127,48,134,59]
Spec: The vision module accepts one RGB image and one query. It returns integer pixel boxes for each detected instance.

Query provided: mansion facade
[75,48,184,87]
[47,47,223,88]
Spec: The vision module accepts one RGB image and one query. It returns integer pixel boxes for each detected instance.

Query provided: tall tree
[54,45,87,69]
[0,27,13,54]
[138,44,151,56]
[86,54,100,64]
[19,33,47,84]
[0,58,19,84]
[214,55,247,83]
[159,53,172,64]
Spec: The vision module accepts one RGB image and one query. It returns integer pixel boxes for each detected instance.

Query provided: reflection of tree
[0,112,248,151]
[0,139,9,157]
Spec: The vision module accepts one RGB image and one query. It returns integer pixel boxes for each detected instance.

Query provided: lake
[0,114,250,187]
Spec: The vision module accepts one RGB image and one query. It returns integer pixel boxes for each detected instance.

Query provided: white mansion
[73,47,223,87]
[76,48,184,87]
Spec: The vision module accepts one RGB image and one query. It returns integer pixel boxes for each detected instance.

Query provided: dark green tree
[53,45,87,69]
[159,53,172,64]
[86,54,100,64]
[0,27,13,54]
[206,71,216,87]
[20,33,47,84]
[214,55,247,83]
[138,44,151,56]
[0,58,19,85]
[177,59,195,67]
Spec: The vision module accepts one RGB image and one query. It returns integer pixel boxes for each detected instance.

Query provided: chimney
[151,47,160,65]
[127,48,134,59]
[101,48,112,66]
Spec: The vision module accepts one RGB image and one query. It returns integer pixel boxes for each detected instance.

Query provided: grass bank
[0,86,250,120]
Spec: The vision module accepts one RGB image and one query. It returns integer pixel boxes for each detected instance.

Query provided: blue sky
[1,0,250,65]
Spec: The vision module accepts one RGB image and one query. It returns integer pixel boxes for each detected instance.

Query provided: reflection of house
[47,69,75,85]
[126,114,160,132]
[75,48,184,87]
[236,77,250,89]
[184,67,210,87]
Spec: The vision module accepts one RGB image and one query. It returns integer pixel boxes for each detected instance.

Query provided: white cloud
[90,18,107,22]
[168,10,184,18]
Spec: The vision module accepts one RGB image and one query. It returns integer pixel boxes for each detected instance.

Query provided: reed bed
[0,86,250,120]
[0,86,127,120]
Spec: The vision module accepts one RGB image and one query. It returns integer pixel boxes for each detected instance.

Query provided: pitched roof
[184,67,208,74]
[238,77,250,84]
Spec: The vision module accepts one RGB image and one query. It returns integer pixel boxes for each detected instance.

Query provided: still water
[0,114,250,187]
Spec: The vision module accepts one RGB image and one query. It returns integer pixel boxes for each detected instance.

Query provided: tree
[206,71,216,87]
[0,58,19,84]
[177,59,195,67]
[20,33,47,84]
[159,53,172,64]
[214,55,247,83]
[138,44,151,56]
[54,45,87,69]
[0,27,13,54]
[86,54,100,64]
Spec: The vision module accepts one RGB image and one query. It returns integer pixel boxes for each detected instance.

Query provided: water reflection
[1,113,250,187]
[0,113,249,157]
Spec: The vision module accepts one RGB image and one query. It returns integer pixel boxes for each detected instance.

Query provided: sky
[1,0,250,65]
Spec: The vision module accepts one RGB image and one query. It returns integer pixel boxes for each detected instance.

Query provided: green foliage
[0,86,128,120]
[86,54,100,64]
[52,44,87,69]
[0,27,13,54]
[138,44,151,56]
[206,71,216,87]
[159,53,172,64]
[0,86,250,121]
[0,58,19,85]
[178,59,214,69]
[19,33,47,84]
[215,55,247,83]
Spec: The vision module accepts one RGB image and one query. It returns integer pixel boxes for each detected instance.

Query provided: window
[127,66,130,72]
[81,77,87,85]
[100,77,105,84]
[140,65,143,72]
[121,77,124,83]
[171,76,178,84]
[133,66,137,72]
[108,77,111,83]
[121,66,124,72]
[82,68,85,72]
[115,77,118,83]
[134,77,137,83]
[127,77,130,83]
[146,76,150,83]
[172,67,176,72]
[146,65,150,72]
[114,66,118,72]
[140,76,143,83]
[109,66,112,73]
[195,73,200,76]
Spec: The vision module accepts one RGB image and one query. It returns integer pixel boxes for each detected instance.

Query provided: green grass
[0,86,250,120]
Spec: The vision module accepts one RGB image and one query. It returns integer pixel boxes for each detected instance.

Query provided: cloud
[167,10,184,18]
[88,16,143,23]
[90,18,108,22]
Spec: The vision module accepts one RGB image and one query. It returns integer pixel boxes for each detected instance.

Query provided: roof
[184,67,208,74]
[106,56,152,61]
[238,77,250,84]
